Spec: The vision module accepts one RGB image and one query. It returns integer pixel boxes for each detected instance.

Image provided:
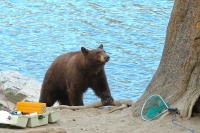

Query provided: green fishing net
[141,95,170,121]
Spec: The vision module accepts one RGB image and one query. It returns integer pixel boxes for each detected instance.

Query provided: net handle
[167,107,178,112]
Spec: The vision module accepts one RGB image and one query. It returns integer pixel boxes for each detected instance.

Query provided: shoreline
[0,107,200,133]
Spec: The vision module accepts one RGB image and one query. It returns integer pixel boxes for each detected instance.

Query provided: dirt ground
[0,105,200,133]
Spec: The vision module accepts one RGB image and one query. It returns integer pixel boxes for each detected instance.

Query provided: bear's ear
[81,47,89,56]
[98,44,103,49]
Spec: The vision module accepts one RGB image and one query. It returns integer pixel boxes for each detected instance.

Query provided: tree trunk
[132,0,200,119]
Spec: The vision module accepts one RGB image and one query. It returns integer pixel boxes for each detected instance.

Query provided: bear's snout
[100,55,110,62]
[105,55,110,62]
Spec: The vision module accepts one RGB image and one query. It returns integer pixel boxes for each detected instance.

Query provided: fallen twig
[47,99,135,111]
[108,104,128,113]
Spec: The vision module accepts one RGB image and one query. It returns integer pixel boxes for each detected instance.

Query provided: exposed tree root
[47,99,135,112]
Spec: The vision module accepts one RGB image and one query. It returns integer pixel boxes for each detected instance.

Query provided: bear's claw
[101,97,114,106]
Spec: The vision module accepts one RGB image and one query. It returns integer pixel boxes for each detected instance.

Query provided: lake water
[0,0,174,104]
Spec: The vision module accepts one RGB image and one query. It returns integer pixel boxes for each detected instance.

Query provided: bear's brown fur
[39,44,113,107]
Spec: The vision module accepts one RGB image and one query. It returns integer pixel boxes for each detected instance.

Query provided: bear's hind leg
[57,93,71,105]
[58,91,71,106]
[39,88,58,107]
[39,95,57,107]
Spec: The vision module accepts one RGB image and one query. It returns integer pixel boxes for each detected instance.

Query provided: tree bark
[132,0,200,119]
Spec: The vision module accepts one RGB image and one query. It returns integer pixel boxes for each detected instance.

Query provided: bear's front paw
[101,96,114,106]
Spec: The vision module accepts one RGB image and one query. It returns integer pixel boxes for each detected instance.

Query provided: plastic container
[48,110,61,123]
[26,112,49,127]
[10,114,29,128]
[17,102,46,114]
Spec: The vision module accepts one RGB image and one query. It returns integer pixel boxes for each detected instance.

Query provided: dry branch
[108,104,127,113]
[47,99,135,111]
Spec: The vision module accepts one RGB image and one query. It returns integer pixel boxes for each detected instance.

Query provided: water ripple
[0,0,174,104]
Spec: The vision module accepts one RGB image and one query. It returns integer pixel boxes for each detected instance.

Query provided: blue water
[0,0,174,104]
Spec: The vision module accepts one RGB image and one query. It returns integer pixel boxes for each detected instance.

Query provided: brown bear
[39,44,113,107]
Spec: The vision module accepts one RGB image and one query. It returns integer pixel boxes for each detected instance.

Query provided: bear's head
[81,44,110,66]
